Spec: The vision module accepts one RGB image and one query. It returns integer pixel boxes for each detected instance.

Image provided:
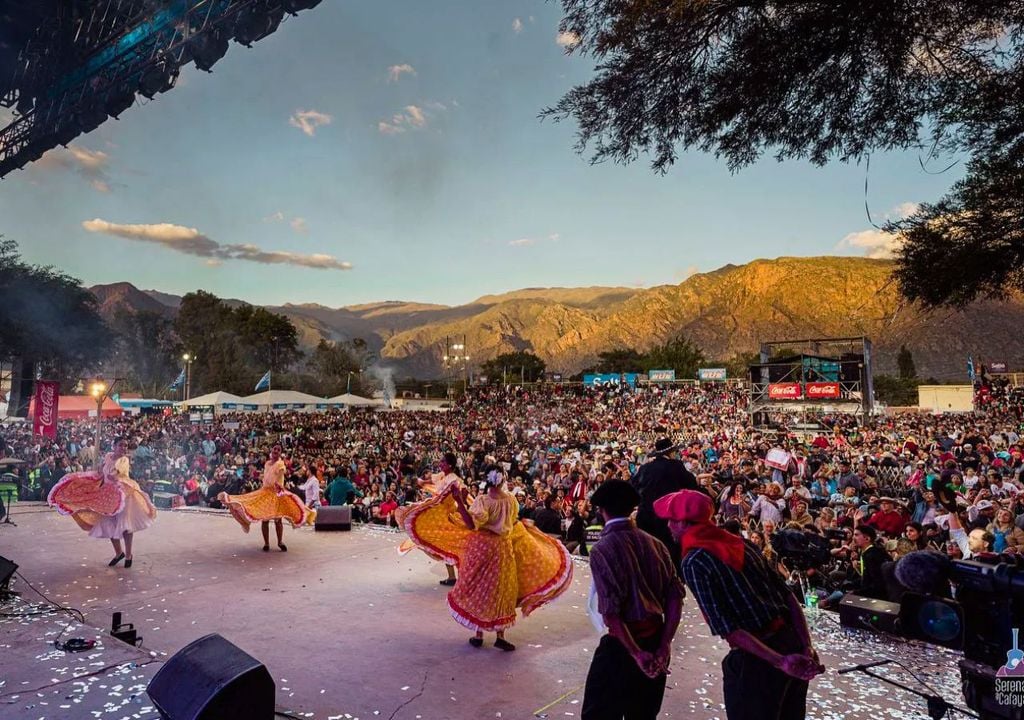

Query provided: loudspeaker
[7,359,34,418]
[838,594,901,634]
[315,505,351,531]
[147,634,274,720]
[0,555,17,593]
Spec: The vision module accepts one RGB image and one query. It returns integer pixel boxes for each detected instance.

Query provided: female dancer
[218,445,314,551]
[403,466,573,650]
[48,440,157,568]
[396,451,464,586]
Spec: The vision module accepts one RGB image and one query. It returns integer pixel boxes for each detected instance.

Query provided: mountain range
[89,256,1024,380]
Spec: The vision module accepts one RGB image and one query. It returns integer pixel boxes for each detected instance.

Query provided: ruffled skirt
[89,483,157,538]
[402,487,574,631]
[218,487,314,533]
[395,492,464,564]
[48,471,129,534]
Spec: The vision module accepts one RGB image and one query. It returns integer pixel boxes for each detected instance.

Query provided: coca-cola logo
[805,382,840,399]
[768,383,802,399]
[39,384,55,426]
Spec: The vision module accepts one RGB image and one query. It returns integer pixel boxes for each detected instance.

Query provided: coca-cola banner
[33,380,60,439]
[805,382,841,399]
[767,382,803,400]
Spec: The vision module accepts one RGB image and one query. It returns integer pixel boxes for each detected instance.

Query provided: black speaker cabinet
[838,593,902,634]
[147,634,274,720]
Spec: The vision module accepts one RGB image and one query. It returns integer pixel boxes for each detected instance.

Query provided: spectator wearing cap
[967,499,998,530]
[582,481,685,720]
[656,489,823,720]
[631,437,699,572]
[836,460,861,492]
[865,498,909,538]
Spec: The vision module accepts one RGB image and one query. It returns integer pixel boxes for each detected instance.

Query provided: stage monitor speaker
[0,555,17,592]
[7,359,34,418]
[147,633,274,720]
[838,594,901,634]
[315,505,351,531]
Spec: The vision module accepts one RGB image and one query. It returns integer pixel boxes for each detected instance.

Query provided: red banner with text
[767,383,803,400]
[805,382,841,399]
[33,381,60,439]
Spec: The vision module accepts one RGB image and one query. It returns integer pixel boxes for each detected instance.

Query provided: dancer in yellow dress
[404,466,573,650]
[48,440,157,568]
[395,451,464,586]
[218,445,314,551]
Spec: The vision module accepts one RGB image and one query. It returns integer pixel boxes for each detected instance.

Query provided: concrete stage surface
[1,504,966,720]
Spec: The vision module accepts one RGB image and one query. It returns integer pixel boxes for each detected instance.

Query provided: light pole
[89,378,117,470]
[346,370,361,394]
[182,353,195,401]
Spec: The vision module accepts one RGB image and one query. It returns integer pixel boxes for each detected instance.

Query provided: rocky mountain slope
[92,257,1024,380]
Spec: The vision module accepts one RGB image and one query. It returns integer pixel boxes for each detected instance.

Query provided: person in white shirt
[299,469,322,509]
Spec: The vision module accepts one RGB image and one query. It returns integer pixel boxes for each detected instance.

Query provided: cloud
[82,219,353,270]
[548,233,561,242]
[290,217,308,233]
[264,211,285,222]
[288,109,332,137]
[556,31,580,48]
[387,64,416,83]
[378,104,437,135]
[888,202,920,220]
[513,18,523,33]
[839,229,903,259]
[509,238,535,247]
[33,144,112,192]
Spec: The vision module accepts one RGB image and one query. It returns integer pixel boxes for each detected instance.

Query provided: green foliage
[0,238,113,390]
[723,351,761,381]
[897,345,917,380]
[546,1,1024,307]
[306,340,366,395]
[174,291,301,395]
[109,309,182,397]
[479,351,547,383]
[874,374,920,407]
[641,335,705,378]
[595,348,645,373]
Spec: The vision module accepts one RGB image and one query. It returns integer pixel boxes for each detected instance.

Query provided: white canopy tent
[178,391,246,410]
[325,393,379,407]
[242,390,326,412]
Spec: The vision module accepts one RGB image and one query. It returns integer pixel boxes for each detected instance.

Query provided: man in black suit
[631,438,699,570]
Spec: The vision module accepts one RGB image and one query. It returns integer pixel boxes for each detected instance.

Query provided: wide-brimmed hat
[590,480,640,515]
[649,437,680,456]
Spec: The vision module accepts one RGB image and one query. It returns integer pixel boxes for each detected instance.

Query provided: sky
[0,0,966,308]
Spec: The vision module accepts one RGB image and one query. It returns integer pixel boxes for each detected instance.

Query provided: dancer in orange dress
[48,440,157,568]
[218,445,314,551]
[405,466,573,651]
[395,451,464,586]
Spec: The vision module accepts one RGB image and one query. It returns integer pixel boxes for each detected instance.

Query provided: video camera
[770,528,842,571]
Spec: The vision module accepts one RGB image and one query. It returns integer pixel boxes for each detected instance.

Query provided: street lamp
[88,379,116,470]
[346,369,361,394]
[182,352,195,401]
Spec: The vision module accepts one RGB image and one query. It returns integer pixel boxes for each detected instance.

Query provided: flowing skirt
[218,487,314,533]
[89,481,157,538]
[403,487,574,631]
[48,471,126,533]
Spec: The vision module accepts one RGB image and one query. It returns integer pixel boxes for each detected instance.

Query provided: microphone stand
[837,659,978,719]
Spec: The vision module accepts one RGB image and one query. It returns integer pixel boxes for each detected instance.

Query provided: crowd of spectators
[3,380,1023,599]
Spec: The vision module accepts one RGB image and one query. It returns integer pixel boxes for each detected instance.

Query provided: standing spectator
[631,437,699,571]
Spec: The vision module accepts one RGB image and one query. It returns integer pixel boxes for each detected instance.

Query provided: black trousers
[722,629,809,720]
[582,634,667,720]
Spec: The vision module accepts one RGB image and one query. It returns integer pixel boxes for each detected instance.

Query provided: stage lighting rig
[0,0,327,179]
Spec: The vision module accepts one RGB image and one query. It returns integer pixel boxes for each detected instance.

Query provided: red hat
[653,489,714,523]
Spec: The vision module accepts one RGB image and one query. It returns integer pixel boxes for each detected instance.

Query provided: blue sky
[0,0,965,307]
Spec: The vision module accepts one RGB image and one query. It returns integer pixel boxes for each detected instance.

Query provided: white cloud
[513,18,523,33]
[548,233,561,242]
[290,217,308,233]
[288,109,332,137]
[33,144,112,192]
[82,219,353,270]
[377,104,440,135]
[839,229,903,259]
[264,211,285,223]
[888,202,920,220]
[509,238,535,247]
[387,64,417,83]
[556,31,580,48]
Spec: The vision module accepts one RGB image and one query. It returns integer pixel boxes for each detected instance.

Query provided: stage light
[282,0,323,12]
[138,61,178,99]
[233,4,284,47]
[190,29,230,72]
[104,85,136,118]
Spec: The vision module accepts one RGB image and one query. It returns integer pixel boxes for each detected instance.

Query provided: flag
[255,370,272,392]
[967,356,975,382]
[169,368,185,390]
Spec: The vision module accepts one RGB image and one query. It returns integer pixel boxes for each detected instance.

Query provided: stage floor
[1,504,966,720]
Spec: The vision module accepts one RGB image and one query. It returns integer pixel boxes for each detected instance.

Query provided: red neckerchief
[681,522,746,571]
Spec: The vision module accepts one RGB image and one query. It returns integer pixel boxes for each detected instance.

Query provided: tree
[0,238,113,390]
[308,340,363,395]
[595,348,645,373]
[480,351,547,383]
[545,1,1024,307]
[109,309,182,397]
[873,374,919,407]
[897,345,917,380]
[642,335,705,379]
[723,351,761,381]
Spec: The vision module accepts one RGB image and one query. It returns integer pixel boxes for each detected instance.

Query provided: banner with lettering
[33,381,60,438]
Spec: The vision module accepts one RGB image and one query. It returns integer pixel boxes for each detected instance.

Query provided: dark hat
[650,437,680,456]
[590,480,640,517]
